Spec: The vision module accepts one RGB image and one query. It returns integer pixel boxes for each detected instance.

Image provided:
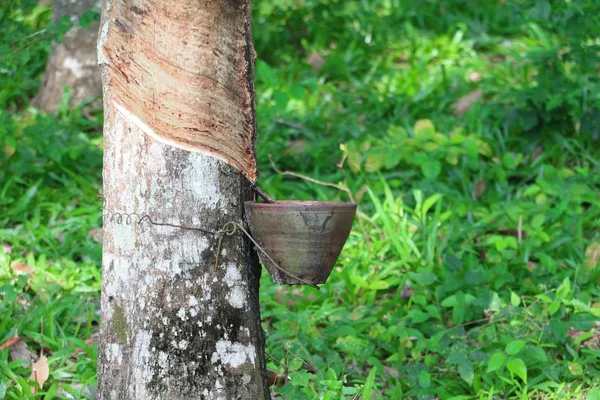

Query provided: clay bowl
[244,201,357,285]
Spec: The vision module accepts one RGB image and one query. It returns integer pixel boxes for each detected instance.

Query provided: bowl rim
[245,200,357,211]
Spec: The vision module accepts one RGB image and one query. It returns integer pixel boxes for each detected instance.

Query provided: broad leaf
[506,358,527,383]
[487,352,506,373]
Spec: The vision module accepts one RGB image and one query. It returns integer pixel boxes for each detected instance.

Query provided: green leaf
[441,295,458,307]
[326,367,337,381]
[362,367,377,400]
[413,119,435,139]
[342,385,359,395]
[570,312,596,331]
[425,305,441,320]
[290,370,312,387]
[383,151,403,169]
[541,364,560,381]
[322,392,334,400]
[457,357,474,386]
[510,292,521,307]
[506,358,527,383]
[522,345,547,364]
[342,142,363,173]
[487,292,503,312]
[548,300,561,315]
[568,363,584,376]
[531,214,545,228]
[570,299,599,315]
[533,381,560,392]
[476,139,492,157]
[366,185,417,259]
[408,309,431,324]
[556,277,571,300]
[550,320,569,342]
[364,150,385,172]
[587,388,600,400]
[3,135,16,157]
[256,60,278,86]
[420,159,442,179]
[573,332,596,345]
[418,370,431,388]
[487,352,506,373]
[452,304,466,325]
[320,379,343,390]
[368,280,390,290]
[506,340,526,356]
[289,85,305,99]
[410,271,437,286]
[502,152,521,170]
[443,254,463,271]
[79,9,100,29]
[349,275,369,289]
[422,193,443,214]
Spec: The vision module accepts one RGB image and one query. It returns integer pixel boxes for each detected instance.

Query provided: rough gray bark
[97,0,269,398]
[33,0,103,112]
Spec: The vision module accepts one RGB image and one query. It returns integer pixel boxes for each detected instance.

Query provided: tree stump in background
[33,0,102,113]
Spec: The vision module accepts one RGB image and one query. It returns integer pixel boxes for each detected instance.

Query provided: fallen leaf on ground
[70,337,98,359]
[303,363,318,373]
[469,72,482,82]
[400,285,415,300]
[306,51,325,71]
[0,336,21,351]
[283,140,307,155]
[585,242,600,270]
[12,262,34,275]
[30,354,50,393]
[383,365,399,378]
[88,228,103,244]
[266,369,288,387]
[567,328,585,339]
[56,231,65,244]
[451,89,483,116]
[273,288,317,308]
[583,335,600,349]
[11,339,35,368]
[472,178,486,200]
[3,144,15,157]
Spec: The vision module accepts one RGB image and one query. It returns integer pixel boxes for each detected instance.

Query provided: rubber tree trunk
[97,1,268,399]
[33,0,103,113]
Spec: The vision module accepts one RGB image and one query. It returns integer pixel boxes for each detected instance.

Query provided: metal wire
[102,200,319,289]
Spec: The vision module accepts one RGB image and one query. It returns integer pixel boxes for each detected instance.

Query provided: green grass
[1,0,599,399]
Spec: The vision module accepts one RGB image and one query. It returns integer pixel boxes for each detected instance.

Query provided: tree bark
[97,1,268,399]
[33,0,103,113]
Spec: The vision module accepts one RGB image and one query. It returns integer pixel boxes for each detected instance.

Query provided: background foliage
[1,0,599,398]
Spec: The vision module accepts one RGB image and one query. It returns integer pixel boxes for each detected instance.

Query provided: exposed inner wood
[101,0,257,182]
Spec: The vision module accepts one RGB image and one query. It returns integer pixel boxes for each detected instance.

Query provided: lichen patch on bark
[211,340,256,368]
[112,305,128,344]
